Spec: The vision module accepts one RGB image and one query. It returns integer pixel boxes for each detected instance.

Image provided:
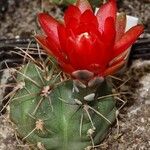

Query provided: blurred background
[0,0,149,39]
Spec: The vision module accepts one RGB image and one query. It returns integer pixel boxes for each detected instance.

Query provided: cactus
[10,60,116,149]
[9,0,144,149]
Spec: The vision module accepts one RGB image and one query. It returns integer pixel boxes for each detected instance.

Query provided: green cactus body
[10,62,116,150]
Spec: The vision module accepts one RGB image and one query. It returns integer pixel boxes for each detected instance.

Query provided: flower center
[77,32,90,41]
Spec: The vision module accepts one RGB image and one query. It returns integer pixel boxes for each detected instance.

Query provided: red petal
[57,24,67,51]
[115,13,126,41]
[65,36,86,69]
[64,5,81,26]
[65,33,106,72]
[60,63,75,74]
[96,0,116,32]
[75,10,99,35]
[102,17,115,50]
[109,49,128,66]
[76,0,92,13]
[80,10,98,28]
[58,24,78,57]
[65,35,94,70]
[113,25,144,57]
[46,36,66,62]
[38,13,60,46]
[35,35,64,62]
[103,60,125,76]
[65,17,79,31]
[35,35,74,74]
[35,35,52,55]
[91,39,108,69]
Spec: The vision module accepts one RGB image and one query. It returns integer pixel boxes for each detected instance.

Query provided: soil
[0,0,150,150]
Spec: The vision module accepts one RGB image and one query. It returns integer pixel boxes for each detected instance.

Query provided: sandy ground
[0,0,150,149]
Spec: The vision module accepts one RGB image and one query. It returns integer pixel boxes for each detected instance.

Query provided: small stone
[141,118,145,123]
[145,100,150,105]
[84,93,95,101]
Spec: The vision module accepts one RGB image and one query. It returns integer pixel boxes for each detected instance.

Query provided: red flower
[36,0,144,78]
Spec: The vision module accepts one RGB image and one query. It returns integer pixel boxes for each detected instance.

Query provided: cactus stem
[48,97,54,112]
[12,93,37,101]
[9,62,118,148]
[83,105,95,130]
[32,97,44,115]
[0,86,18,113]
[24,86,32,94]
[27,113,48,122]
[15,68,41,87]
[27,112,36,119]
[28,113,54,134]
[23,119,45,140]
[22,127,37,140]
[79,113,83,137]
[34,65,45,85]
[87,105,111,124]
[59,97,77,105]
